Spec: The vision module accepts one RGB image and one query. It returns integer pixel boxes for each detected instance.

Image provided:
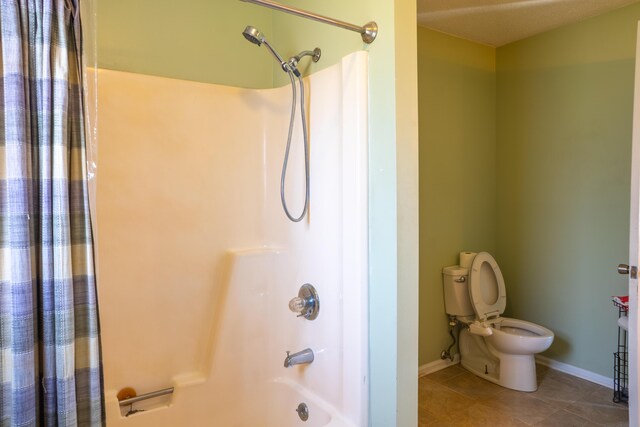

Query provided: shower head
[242,26,264,46]
[242,26,286,69]
[242,26,321,78]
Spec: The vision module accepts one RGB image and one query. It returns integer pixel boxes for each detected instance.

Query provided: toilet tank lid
[443,265,468,276]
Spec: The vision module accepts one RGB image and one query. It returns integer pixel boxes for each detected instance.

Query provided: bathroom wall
[418,3,640,379]
[97,1,274,88]
[96,1,419,425]
[496,3,640,377]
[417,27,497,366]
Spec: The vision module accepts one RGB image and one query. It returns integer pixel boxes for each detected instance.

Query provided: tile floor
[419,364,628,426]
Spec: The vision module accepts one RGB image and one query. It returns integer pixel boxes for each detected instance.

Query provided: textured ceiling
[417,0,640,47]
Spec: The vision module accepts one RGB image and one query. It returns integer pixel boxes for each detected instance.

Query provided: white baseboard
[418,354,614,390]
[418,354,460,377]
[535,355,613,389]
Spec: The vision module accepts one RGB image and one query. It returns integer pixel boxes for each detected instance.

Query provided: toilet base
[459,328,539,392]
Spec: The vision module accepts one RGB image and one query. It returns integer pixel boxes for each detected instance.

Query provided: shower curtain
[0,0,105,425]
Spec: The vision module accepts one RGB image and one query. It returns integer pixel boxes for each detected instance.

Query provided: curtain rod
[239,0,378,44]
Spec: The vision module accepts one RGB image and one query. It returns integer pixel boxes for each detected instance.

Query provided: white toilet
[443,251,554,392]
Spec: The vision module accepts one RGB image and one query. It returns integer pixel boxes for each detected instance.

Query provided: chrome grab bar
[239,0,378,44]
[118,387,174,407]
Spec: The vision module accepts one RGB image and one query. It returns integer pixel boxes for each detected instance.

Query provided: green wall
[496,4,640,376]
[97,1,274,88]
[418,28,497,366]
[419,4,640,378]
[97,1,419,425]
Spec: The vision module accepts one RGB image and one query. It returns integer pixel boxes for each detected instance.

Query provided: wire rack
[613,299,628,404]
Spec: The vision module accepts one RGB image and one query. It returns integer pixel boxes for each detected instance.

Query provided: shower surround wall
[96,52,368,426]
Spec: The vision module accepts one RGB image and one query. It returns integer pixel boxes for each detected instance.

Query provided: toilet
[443,251,554,392]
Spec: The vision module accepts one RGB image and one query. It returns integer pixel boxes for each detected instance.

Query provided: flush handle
[454,276,466,283]
[618,264,637,279]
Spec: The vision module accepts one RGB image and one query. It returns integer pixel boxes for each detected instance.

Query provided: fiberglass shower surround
[94,3,375,424]
[242,25,320,222]
[96,51,370,426]
[239,0,378,223]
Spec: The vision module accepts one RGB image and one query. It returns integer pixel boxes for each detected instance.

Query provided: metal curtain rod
[239,0,378,44]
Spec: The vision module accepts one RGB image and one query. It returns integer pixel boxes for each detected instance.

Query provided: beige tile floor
[419,364,628,426]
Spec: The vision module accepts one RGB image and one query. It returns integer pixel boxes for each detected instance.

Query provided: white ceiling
[417,0,640,47]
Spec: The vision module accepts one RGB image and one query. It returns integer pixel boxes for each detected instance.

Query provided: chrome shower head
[242,26,264,46]
[242,26,286,69]
[242,26,321,78]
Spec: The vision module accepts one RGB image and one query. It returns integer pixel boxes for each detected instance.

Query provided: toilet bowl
[443,251,554,392]
[488,317,554,355]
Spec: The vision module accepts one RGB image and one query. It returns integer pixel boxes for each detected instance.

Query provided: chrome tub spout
[284,348,314,368]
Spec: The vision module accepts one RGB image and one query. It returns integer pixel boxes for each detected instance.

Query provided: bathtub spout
[284,348,314,368]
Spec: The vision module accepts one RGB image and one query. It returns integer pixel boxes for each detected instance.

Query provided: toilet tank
[442,265,474,317]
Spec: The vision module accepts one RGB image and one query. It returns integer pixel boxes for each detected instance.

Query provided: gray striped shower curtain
[0,0,105,425]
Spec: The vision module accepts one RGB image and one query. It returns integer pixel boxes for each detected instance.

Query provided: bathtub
[106,377,355,426]
[97,51,369,426]
[265,378,356,427]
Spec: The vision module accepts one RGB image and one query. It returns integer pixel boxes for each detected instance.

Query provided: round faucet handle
[288,284,320,320]
[289,297,306,313]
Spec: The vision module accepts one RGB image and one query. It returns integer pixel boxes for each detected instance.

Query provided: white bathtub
[97,51,369,427]
[265,378,355,427]
[106,377,354,426]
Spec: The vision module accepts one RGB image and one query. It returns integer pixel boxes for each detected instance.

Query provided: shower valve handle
[288,284,320,320]
[288,297,307,316]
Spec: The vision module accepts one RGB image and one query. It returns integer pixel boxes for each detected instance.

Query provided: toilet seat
[469,252,506,320]
[488,317,554,355]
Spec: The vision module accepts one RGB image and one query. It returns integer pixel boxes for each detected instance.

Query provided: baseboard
[418,354,460,377]
[419,354,614,389]
[536,355,613,389]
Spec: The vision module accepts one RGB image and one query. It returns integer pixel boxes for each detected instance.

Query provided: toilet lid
[469,252,506,320]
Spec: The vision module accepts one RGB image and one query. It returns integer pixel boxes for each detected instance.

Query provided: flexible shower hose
[281,68,310,222]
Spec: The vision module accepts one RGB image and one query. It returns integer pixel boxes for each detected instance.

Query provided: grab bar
[239,0,378,44]
[118,387,174,406]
